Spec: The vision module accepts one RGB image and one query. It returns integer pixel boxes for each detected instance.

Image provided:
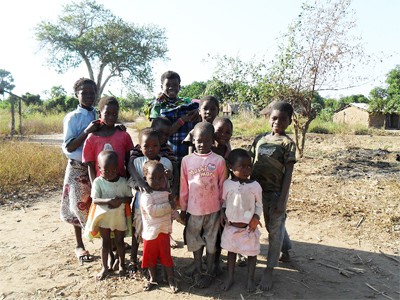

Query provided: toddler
[140,160,178,293]
[220,149,263,292]
[84,150,132,280]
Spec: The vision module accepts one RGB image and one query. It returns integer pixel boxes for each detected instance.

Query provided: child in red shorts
[140,160,178,293]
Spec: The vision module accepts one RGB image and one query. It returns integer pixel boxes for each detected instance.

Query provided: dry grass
[0,141,66,197]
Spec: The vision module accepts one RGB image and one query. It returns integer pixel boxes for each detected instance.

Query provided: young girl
[183,95,220,154]
[61,78,101,263]
[250,101,296,291]
[220,149,263,292]
[140,160,178,293]
[82,96,134,182]
[180,122,227,288]
[85,151,132,280]
[127,128,173,272]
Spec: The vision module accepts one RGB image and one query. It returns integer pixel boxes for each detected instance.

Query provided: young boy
[250,101,296,291]
[180,122,227,288]
[140,160,178,293]
[147,71,200,161]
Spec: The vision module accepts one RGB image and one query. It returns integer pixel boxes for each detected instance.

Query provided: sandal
[143,280,158,291]
[75,247,93,265]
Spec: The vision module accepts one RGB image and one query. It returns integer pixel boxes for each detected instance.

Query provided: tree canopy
[35,0,168,98]
[0,69,15,93]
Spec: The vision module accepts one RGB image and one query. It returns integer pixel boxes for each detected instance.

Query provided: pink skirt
[221,224,261,256]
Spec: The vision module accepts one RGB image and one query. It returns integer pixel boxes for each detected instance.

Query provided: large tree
[271,0,365,157]
[0,69,15,93]
[35,0,168,98]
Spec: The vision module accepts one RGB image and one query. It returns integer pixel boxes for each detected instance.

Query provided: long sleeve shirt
[180,151,227,216]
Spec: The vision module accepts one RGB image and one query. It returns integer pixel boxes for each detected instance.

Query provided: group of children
[61,71,296,294]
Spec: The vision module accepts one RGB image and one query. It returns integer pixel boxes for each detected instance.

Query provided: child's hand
[181,109,199,123]
[274,201,286,215]
[128,176,152,193]
[220,211,227,227]
[115,123,126,131]
[248,215,262,232]
[84,119,102,135]
[180,211,187,225]
[165,168,172,180]
[108,197,122,209]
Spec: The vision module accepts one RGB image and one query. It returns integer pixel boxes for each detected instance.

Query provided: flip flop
[75,247,93,265]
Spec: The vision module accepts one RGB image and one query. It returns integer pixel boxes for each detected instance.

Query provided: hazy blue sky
[1,0,399,99]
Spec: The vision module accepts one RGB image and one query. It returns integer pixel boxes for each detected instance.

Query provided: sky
[1,0,399,100]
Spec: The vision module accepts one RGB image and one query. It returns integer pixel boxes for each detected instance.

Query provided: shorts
[142,233,173,268]
[185,211,220,254]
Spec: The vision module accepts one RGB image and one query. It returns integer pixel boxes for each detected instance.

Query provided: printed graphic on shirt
[188,163,216,177]
[258,146,276,157]
[103,143,113,151]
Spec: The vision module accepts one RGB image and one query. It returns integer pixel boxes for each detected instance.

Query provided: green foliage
[35,0,168,98]
[0,69,15,93]
[21,93,43,106]
[369,65,400,114]
[180,81,208,99]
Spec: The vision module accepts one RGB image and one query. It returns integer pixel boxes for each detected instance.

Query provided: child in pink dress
[220,149,263,292]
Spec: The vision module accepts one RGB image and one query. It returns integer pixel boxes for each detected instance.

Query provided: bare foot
[222,276,234,291]
[118,266,126,276]
[279,251,291,262]
[170,235,178,249]
[247,279,257,292]
[196,273,213,288]
[259,268,273,291]
[96,268,108,280]
[168,279,179,293]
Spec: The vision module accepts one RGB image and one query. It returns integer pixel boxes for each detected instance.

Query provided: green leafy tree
[0,69,15,93]
[180,81,208,99]
[369,66,400,114]
[35,0,168,99]
[21,93,42,106]
[271,0,365,157]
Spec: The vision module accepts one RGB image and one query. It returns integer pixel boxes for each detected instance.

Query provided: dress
[60,105,96,227]
[84,176,133,239]
[82,130,134,177]
[220,179,263,256]
[148,95,199,161]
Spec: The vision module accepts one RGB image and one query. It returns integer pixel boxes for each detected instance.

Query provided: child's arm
[87,162,96,183]
[170,109,199,135]
[142,193,172,218]
[249,184,263,231]
[65,120,101,153]
[179,160,189,224]
[93,197,131,209]
[276,162,295,214]
[127,156,151,193]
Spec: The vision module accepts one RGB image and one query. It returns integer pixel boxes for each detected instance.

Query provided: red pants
[142,233,173,268]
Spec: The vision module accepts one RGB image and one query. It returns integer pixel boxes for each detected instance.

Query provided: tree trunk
[18,98,22,135]
[10,96,15,137]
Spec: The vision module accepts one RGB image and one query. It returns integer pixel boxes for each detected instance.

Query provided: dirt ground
[1,131,399,299]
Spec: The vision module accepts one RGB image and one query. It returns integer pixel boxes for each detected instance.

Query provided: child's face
[193,131,213,154]
[230,156,252,181]
[145,165,166,191]
[76,84,97,109]
[161,78,180,99]
[100,104,119,127]
[99,160,118,181]
[141,135,160,160]
[199,100,219,123]
[269,109,291,135]
[154,124,171,145]
[214,121,232,145]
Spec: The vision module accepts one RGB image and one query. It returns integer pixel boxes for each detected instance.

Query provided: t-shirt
[180,151,227,216]
[149,95,199,161]
[140,190,172,240]
[62,105,97,162]
[82,130,134,177]
[250,133,296,192]
[222,179,263,224]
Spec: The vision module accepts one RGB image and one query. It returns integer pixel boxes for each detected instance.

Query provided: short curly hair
[73,78,97,95]
[160,71,181,84]
[98,96,119,112]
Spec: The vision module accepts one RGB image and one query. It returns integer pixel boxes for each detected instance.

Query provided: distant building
[333,103,400,129]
